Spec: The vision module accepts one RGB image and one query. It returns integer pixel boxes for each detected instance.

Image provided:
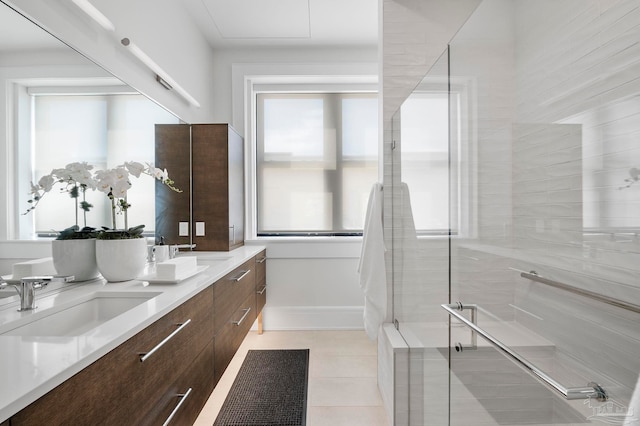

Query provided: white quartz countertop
[0,245,265,422]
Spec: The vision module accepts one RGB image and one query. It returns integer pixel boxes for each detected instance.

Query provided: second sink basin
[1,291,161,337]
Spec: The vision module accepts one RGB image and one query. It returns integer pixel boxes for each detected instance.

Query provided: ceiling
[1,0,378,53]
[183,0,378,48]
[0,3,66,52]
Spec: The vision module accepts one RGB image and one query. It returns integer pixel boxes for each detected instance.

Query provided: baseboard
[251,305,365,330]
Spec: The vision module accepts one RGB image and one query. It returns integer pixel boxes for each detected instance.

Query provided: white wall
[209,46,378,131]
[248,239,366,330]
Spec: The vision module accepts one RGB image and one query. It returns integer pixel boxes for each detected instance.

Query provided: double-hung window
[256,92,378,236]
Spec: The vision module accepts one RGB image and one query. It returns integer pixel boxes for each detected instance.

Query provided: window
[22,94,179,238]
[400,92,452,233]
[256,93,378,235]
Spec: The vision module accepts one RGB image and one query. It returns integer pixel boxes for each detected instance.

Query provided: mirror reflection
[1,3,179,240]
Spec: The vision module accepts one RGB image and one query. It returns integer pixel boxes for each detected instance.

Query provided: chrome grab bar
[162,387,192,426]
[442,303,607,401]
[232,308,251,326]
[139,319,192,362]
[231,270,250,282]
[521,271,640,314]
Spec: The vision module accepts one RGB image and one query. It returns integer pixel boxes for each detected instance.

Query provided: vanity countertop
[0,245,265,423]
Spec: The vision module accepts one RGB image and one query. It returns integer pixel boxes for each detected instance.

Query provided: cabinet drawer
[213,292,256,384]
[256,275,266,314]
[213,258,255,331]
[138,286,214,403]
[142,340,215,426]
[11,322,153,425]
[255,250,266,283]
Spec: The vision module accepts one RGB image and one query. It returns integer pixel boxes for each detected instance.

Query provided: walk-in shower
[385,0,640,424]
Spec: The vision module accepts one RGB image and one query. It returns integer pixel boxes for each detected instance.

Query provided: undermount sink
[1,291,161,336]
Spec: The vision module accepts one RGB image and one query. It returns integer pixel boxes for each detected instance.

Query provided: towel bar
[442,302,607,401]
[521,271,640,314]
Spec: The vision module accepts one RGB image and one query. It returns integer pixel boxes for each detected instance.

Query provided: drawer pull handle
[139,319,192,362]
[233,308,251,326]
[162,387,193,426]
[231,270,250,282]
[257,257,267,264]
[257,285,267,295]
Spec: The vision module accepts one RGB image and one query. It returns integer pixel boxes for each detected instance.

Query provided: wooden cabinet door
[155,123,191,246]
[141,340,215,426]
[192,124,244,251]
[213,292,256,384]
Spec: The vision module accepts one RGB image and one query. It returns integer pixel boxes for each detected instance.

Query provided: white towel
[358,183,387,340]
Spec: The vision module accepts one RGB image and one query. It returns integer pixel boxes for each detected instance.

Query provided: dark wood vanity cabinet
[11,287,215,426]
[9,251,266,425]
[155,123,244,251]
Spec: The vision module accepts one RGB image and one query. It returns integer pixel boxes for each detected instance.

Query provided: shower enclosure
[389,1,640,424]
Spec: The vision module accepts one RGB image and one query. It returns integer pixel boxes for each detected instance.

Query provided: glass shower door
[446,0,640,425]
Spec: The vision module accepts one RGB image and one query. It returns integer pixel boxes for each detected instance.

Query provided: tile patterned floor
[194,330,390,426]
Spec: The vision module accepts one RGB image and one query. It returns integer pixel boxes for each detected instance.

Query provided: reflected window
[400,91,460,234]
[560,97,640,232]
[256,93,378,235]
[22,94,178,238]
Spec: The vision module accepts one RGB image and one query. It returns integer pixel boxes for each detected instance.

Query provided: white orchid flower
[37,174,55,192]
[124,161,145,178]
[94,169,118,194]
[111,179,132,198]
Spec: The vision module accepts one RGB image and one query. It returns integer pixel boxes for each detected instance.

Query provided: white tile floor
[194,330,390,426]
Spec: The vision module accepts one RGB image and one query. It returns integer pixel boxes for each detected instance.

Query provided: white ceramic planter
[52,239,100,281]
[96,238,147,282]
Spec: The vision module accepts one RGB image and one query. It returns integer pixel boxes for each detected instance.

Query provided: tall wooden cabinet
[155,123,244,251]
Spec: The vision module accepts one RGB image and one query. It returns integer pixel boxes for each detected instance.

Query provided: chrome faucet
[0,275,74,311]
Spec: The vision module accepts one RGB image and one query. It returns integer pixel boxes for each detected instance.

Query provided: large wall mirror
[1,2,180,241]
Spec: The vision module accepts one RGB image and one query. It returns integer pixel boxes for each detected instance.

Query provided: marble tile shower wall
[511,0,640,289]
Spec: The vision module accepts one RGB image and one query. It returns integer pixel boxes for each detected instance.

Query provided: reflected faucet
[0,276,74,311]
[169,244,196,259]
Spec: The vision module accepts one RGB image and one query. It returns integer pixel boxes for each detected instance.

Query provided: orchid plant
[94,161,181,238]
[26,161,181,239]
[26,161,96,229]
